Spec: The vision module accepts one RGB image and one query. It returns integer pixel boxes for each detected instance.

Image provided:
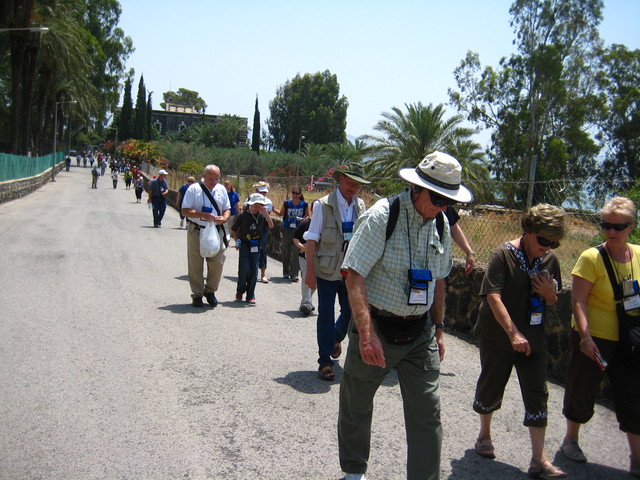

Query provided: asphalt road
[0,165,631,479]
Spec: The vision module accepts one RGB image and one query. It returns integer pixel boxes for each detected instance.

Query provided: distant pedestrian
[124,169,133,190]
[147,169,169,227]
[177,177,196,228]
[293,202,315,315]
[134,176,144,203]
[224,181,241,228]
[91,166,99,189]
[180,165,231,307]
[279,186,308,282]
[251,181,279,283]
[231,193,274,304]
[111,170,118,189]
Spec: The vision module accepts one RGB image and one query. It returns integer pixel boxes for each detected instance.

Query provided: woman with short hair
[561,196,640,477]
[473,203,567,478]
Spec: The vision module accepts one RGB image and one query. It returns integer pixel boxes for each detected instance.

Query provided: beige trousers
[187,223,226,298]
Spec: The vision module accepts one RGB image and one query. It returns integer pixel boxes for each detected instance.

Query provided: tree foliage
[0,0,133,155]
[449,0,605,206]
[118,75,133,140]
[267,70,348,152]
[160,88,207,113]
[596,44,640,186]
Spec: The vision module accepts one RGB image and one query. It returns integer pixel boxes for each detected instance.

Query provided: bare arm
[346,268,386,368]
[430,278,446,361]
[305,240,317,290]
[450,223,475,275]
[571,274,600,360]
[486,292,531,356]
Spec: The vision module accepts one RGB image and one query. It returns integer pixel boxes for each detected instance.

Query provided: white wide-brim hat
[398,151,474,204]
[246,193,267,206]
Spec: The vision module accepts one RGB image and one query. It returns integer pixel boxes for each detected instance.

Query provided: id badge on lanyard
[622,279,640,311]
[342,221,354,253]
[408,268,431,305]
[529,295,544,325]
[250,239,259,253]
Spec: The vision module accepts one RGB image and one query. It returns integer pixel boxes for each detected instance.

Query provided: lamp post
[52,100,77,182]
[296,131,307,180]
[106,125,118,160]
[0,27,49,33]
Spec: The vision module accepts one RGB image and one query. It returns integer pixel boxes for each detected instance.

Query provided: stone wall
[0,162,65,204]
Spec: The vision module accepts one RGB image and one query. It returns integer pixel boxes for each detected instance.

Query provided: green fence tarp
[0,153,63,182]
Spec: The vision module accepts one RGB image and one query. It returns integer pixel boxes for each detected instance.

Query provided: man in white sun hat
[337,151,473,480]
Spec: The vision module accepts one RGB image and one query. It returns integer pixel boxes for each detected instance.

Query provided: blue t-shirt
[178,183,190,207]
[228,191,240,215]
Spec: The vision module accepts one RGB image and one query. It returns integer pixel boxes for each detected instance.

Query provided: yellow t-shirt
[571,244,640,341]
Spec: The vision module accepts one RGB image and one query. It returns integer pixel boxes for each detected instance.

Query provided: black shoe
[205,292,218,307]
[192,296,204,307]
[300,305,311,316]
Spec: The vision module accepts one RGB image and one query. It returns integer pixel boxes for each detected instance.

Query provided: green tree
[596,44,640,185]
[267,70,348,152]
[160,88,207,113]
[146,91,154,140]
[118,75,133,140]
[362,102,483,179]
[212,115,246,148]
[449,0,605,207]
[133,75,146,139]
[252,95,260,154]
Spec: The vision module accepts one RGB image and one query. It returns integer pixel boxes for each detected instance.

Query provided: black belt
[187,220,206,231]
[369,305,424,321]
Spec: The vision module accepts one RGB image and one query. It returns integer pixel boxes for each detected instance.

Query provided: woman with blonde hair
[473,203,567,478]
[561,196,640,477]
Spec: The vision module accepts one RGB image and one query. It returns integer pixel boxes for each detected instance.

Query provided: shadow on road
[448,450,524,479]
[158,304,213,314]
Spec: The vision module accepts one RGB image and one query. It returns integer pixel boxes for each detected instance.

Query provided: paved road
[0,165,630,479]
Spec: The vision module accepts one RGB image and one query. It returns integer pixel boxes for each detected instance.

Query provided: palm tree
[362,102,481,179]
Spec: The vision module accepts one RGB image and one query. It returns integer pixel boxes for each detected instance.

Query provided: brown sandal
[331,342,342,359]
[528,459,567,479]
[318,365,335,381]
[474,437,496,459]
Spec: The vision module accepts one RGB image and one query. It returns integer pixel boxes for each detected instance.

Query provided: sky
[117,0,640,147]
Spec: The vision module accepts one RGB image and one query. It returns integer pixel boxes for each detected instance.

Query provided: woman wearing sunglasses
[279,187,309,282]
[473,203,567,478]
[561,196,640,477]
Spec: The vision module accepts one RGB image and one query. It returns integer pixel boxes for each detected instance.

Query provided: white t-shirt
[182,181,231,227]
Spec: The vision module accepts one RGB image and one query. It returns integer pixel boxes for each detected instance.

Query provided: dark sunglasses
[536,236,561,249]
[600,221,630,231]
[292,191,301,194]
[428,190,457,207]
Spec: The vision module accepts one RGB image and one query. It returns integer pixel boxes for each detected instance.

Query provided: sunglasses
[292,191,301,195]
[536,236,561,249]
[600,221,630,231]
[428,190,457,207]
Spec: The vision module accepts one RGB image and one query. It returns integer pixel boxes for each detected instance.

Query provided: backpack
[385,190,445,241]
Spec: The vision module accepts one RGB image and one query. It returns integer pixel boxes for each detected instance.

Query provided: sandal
[474,437,496,459]
[318,365,335,381]
[331,342,342,359]
[528,459,567,479]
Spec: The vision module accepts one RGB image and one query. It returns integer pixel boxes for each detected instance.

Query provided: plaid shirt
[342,189,452,317]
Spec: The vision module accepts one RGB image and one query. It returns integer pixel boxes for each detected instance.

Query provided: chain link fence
[0,153,62,182]
[166,170,634,281]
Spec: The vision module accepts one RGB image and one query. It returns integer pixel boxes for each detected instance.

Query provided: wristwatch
[434,322,444,329]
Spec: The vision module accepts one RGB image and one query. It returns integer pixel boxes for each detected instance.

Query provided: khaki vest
[314,190,366,281]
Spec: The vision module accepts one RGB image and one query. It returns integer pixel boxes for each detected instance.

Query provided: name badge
[342,221,354,241]
[202,206,213,214]
[290,222,297,228]
[408,269,431,306]
[529,295,544,325]
[623,294,640,311]
[622,280,640,311]
[250,239,259,253]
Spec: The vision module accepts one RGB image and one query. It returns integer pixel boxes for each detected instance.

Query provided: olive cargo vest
[314,190,366,281]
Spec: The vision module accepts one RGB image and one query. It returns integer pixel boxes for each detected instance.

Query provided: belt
[369,305,424,321]
[187,220,207,231]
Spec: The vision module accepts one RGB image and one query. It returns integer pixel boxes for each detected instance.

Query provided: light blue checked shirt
[342,189,452,317]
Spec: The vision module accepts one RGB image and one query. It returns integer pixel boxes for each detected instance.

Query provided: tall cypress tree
[133,75,147,139]
[252,95,261,154]
[146,91,153,140]
[119,77,134,140]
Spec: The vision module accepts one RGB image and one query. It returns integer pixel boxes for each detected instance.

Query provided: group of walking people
[150,155,639,479]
